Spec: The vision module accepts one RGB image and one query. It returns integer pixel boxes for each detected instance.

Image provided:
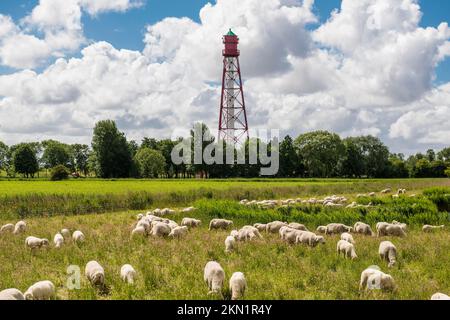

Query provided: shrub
[50,165,70,181]
[423,187,450,212]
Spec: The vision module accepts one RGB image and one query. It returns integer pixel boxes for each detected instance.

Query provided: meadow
[0,179,449,300]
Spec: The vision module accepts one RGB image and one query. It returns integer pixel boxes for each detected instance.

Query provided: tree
[157,139,175,178]
[141,137,159,150]
[71,144,90,176]
[50,165,70,181]
[411,159,432,178]
[13,144,39,178]
[426,149,436,162]
[437,147,450,162]
[190,123,215,178]
[91,120,133,178]
[0,141,8,172]
[388,154,409,178]
[134,148,165,178]
[41,140,71,169]
[342,138,366,178]
[278,135,300,177]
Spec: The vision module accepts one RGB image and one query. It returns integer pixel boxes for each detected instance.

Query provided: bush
[423,187,450,212]
[50,165,70,181]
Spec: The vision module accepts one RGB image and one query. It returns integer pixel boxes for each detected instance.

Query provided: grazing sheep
[379,241,397,267]
[120,264,136,284]
[325,223,352,235]
[385,224,407,237]
[422,225,445,233]
[337,240,358,259]
[25,236,49,250]
[209,219,233,231]
[72,230,85,243]
[0,223,14,234]
[136,213,144,221]
[53,233,64,248]
[431,293,450,300]
[283,229,304,244]
[397,188,406,194]
[169,226,188,238]
[182,207,196,213]
[230,230,239,239]
[151,222,171,237]
[229,272,247,300]
[236,228,259,242]
[369,192,376,197]
[61,229,71,240]
[381,188,392,194]
[225,236,236,253]
[296,231,325,247]
[266,221,288,233]
[316,226,327,234]
[204,261,225,296]
[24,281,55,300]
[181,218,202,228]
[376,222,390,237]
[136,219,151,234]
[131,225,147,238]
[241,226,263,239]
[0,288,25,300]
[391,220,407,231]
[85,261,105,286]
[354,222,374,236]
[13,221,27,235]
[341,232,355,244]
[253,223,267,232]
[288,223,308,231]
[359,267,395,291]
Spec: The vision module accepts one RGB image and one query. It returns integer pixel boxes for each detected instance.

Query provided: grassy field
[0,179,449,300]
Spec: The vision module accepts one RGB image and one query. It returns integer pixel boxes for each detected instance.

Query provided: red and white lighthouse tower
[218,29,249,145]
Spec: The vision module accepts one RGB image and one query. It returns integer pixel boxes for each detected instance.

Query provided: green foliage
[134,148,166,178]
[423,187,450,212]
[41,140,71,169]
[279,135,301,177]
[50,165,70,181]
[0,141,8,171]
[71,144,90,176]
[12,144,39,178]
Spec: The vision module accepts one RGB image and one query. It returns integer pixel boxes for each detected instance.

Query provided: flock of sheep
[0,192,448,300]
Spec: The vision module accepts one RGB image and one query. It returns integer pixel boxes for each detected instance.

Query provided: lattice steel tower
[218,29,249,145]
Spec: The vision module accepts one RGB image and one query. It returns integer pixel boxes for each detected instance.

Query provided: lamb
[131,225,147,238]
[61,229,71,240]
[24,281,55,300]
[25,236,49,250]
[240,226,263,239]
[379,241,397,267]
[169,226,189,238]
[340,232,355,244]
[120,264,137,284]
[85,261,105,286]
[0,223,14,234]
[296,231,325,247]
[253,223,267,232]
[422,225,445,233]
[209,219,233,230]
[325,223,352,235]
[359,266,395,291]
[430,292,450,300]
[54,233,64,248]
[13,221,27,235]
[0,288,25,300]
[72,230,85,243]
[181,218,202,228]
[354,222,374,236]
[288,223,308,231]
[225,236,236,253]
[151,221,172,237]
[229,272,247,300]
[203,261,225,296]
[385,224,407,237]
[266,221,288,233]
[316,226,327,234]
[337,240,358,259]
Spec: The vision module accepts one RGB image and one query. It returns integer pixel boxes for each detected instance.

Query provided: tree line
[0,120,449,179]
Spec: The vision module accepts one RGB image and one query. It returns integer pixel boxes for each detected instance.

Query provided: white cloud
[79,0,144,16]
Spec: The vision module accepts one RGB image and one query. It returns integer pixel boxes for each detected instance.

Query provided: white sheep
[72,230,85,243]
[359,266,395,291]
[266,221,288,233]
[376,222,390,237]
[236,228,259,242]
[0,223,14,234]
[169,226,188,238]
[325,223,353,235]
[131,225,147,238]
[341,232,355,244]
[240,226,263,239]
[181,217,202,228]
[430,292,450,300]
[316,226,327,234]
[337,240,358,259]
[120,264,137,284]
[225,236,236,253]
[296,231,326,247]
[354,222,374,236]
[25,236,49,250]
[422,225,445,233]
[53,233,64,248]
[182,207,196,213]
[0,288,25,300]
[204,261,225,296]
[229,230,239,239]
[229,272,247,300]
[136,219,151,234]
[13,221,27,235]
[24,280,55,300]
[136,213,144,221]
[288,223,308,231]
[85,261,105,286]
[385,224,407,237]
[253,223,267,232]
[61,229,71,240]
[165,219,179,230]
[209,219,233,230]
[391,220,407,231]
[381,188,392,194]
[369,192,376,197]
[151,221,171,237]
[379,241,397,267]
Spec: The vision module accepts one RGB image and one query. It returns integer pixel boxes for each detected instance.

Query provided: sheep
[354,222,374,236]
[385,224,407,237]
[0,288,25,300]
[359,266,395,291]
[53,233,64,248]
[240,226,263,239]
[25,236,49,251]
[431,293,450,300]
[325,223,352,235]
[316,226,327,234]
[230,230,239,239]
[253,223,267,232]
[136,219,151,234]
[182,207,196,213]
[288,223,308,231]
[341,232,355,244]
[169,226,188,238]
[151,221,171,237]
[236,228,260,242]
[337,240,358,259]
[136,213,144,221]
[131,225,147,238]
[72,230,85,243]
[381,188,392,194]
[391,220,407,231]
[204,261,225,296]
[369,192,376,197]
[376,222,390,237]
[379,241,397,267]
[296,231,325,247]
[0,223,14,234]
[266,221,288,233]
[24,281,55,300]
[85,261,105,286]
[181,217,202,228]
[397,188,406,194]
[229,272,247,300]
[225,236,236,253]
[209,219,233,231]
[120,264,137,284]
[422,225,445,233]
[283,229,305,244]
[160,208,176,216]
[61,229,71,240]
[13,221,27,235]
[165,219,179,230]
